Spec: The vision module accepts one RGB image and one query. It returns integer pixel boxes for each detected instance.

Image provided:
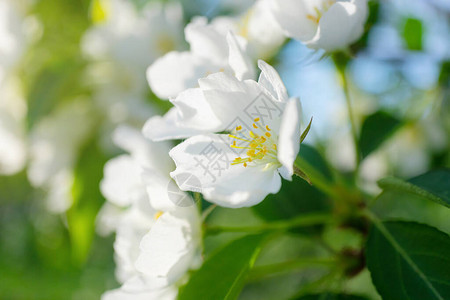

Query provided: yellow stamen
[252,123,258,129]
[154,211,163,220]
[254,118,260,122]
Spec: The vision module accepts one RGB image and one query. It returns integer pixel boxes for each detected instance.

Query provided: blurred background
[0,0,448,299]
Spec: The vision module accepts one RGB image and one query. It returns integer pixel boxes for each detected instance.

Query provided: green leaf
[253,176,330,223]
[253,144,332,229]
[179,234,267,300]
[366,221,450,300]
[66,138,109,265]
[298,144,334,183]
[378,169,450,209]
[26,60,87,129]
[358,111,402,159]
[295,294,369,300]
[402,18,423,51]
[301,117,313,143]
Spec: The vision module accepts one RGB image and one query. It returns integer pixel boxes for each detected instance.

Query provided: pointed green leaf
[179,234,267,300]
[378,169,450,209]
[366,221,450,300]
[359,111,402,159]
[300,117,313,143]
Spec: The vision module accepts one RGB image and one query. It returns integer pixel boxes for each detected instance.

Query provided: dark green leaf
[298,144,334,183]
[366,221,450,300]
[253,175,330,223]
[359,111,401,159]
[295,293,369,300]
[179,234,267,300]
[253,145,332,227]
[378,169,450,209]
[402,18,423,51]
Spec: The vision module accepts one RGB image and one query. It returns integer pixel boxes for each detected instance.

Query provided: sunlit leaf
[402,18,423,51]
[66,138,109,265]
[179,234,267,300]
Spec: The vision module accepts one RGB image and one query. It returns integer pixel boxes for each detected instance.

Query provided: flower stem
[333,54,361,173]
[204,213,331,235]
[340,66,361,171]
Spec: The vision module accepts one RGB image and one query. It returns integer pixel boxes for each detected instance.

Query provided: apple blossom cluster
[98,0,369,298]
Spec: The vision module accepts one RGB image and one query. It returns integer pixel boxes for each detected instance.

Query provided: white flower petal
[96,202,124,236]
[268,0,319,41]
[169,134,282,207]
[142,107,208,141]
[307,0,368,51]
[102,278,177,300]
[147,51,219,99]
[198,72,283,132]
[100,155,146,207]
[135,207,200,285]
[257,59,288,102]
[141,169,177,212]
[170,88,222,131]
[277,97,302,180]
[227,31,255,80]
[185,17,229,63]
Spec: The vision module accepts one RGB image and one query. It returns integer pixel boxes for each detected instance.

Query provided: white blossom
[268,0,368,51]
[99,126,202,298]
[168,61,303,208]
[147,16,255,100]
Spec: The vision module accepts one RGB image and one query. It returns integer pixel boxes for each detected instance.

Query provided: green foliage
[358,111,402,159]
[179,234,267,300]
[402,18,423,51]
[26,59,87,129]
[378,169,450,209]
[253,144,332,234]
[295,294,369,300]
[366,221,450,300]
[67,137,109,265]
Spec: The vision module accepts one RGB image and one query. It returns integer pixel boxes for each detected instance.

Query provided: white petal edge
[277,97,302,180]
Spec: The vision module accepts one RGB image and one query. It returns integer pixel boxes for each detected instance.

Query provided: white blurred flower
[0,0,28,176]
[27,101,94,213]
[0,77,27,175]
[98,126,202,295]
[83,0,184,73]
[82,0,185,126]
[168,61,303,208]
[0,0,25,81]
[147,16,255,99]
[268,0,368,51]
[236,0,286,59]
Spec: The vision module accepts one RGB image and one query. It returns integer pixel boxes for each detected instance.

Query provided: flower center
[229,118,280,169]
[306,0,335,24]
